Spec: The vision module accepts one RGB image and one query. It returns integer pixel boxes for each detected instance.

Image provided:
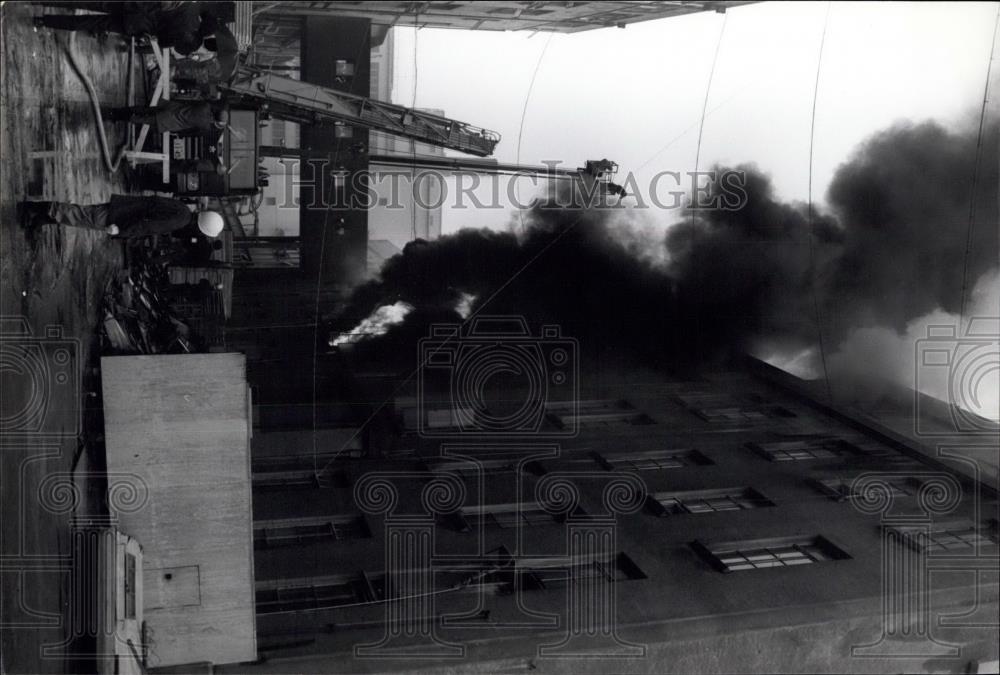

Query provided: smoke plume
[823,120,998,335]
[333,119,998,409]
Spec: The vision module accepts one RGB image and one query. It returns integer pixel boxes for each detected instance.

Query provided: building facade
[368,30,445,256]
[211,354,998,673]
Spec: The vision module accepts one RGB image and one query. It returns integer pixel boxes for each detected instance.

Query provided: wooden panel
[101,354,256,668]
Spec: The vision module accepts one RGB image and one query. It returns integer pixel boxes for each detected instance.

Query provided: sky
[378,1,1000,420]
[388,1,999,234]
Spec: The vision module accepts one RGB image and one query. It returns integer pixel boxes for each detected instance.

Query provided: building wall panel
[101,354,256,669]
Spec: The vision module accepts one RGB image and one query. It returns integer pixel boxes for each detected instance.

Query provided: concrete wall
[101,354,256,669]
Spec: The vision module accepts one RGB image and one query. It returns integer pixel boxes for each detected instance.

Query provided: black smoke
[334,206,684,368]
[333,119,998,375]
[824,120,998,333]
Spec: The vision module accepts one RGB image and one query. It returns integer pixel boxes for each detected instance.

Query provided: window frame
[887,520,999,556]
[123,552,137,620]
[545,399,654,429]
[333,58,355,77]
[255,571,380,614]
[515,552,646,591]
[444,501,585,532]
[647,486,774,517]
[252,462,351,490]
[594,448,713,472]
[254,514,371,549]
[424,457,544,480]
[691,535,851,573]
[675,392,797,424]
[746,437,868,462]
[810,475,923,502]
[252,451,358,473]
[369,549,518,599]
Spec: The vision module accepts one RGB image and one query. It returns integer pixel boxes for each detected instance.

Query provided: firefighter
[173,24,240,89]
[106,100,228,135]
[19,196,224,239]
[34,2,205,54]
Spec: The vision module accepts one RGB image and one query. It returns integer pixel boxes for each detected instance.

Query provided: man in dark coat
[174,24,240,88]
[107,100,227,135]
[35,1,203,53]
[19,195,219,239]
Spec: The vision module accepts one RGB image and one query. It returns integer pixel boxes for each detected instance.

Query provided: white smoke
[762,269,999,422]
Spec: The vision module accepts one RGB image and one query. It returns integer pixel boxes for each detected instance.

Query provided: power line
[636,84,749,173]
[693,12,729,177]
[689,11,729,365]
[515,32,555,234]
[263,556,512,615]
[411,18,419,241]
[310,30,378,472]
[960,4,1000,325]
[807,2,833,403]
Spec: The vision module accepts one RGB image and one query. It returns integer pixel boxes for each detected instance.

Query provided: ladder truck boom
[367,155,628,196]
[368,155,587,177]
[222,65,501,157]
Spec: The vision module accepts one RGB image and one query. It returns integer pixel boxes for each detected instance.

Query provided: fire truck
[167,63,497,197]
[167,64,622,200]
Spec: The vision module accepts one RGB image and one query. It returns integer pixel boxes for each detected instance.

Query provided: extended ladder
[222,66,501,157]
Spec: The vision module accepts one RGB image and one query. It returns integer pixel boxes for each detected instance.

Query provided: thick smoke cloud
[663,167,841,356]
[824,120,998,333]
[334,119,998,381]
[335,206,683,367]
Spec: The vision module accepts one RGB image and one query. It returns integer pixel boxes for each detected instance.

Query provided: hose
[60,32,134,172]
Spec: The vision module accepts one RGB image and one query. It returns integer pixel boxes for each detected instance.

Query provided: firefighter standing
[34,1,205,54]
[19,196,224,239]
[107,100,228,135]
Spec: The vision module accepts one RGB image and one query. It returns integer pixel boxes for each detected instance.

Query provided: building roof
[744,357,1000,490]
[257,1,757,33]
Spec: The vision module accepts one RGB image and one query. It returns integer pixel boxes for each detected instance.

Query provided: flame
[331,301,413,346]
[455,293,477,319]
